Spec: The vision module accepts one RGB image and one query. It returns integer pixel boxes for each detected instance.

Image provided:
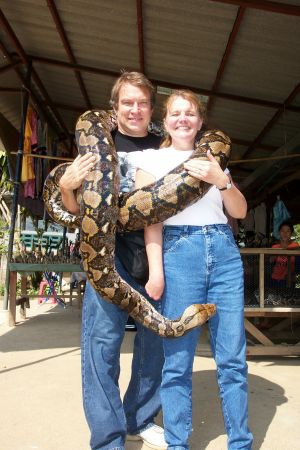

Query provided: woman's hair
[279,221,294,233]
[110,70,156,109]
[160,89,207,148]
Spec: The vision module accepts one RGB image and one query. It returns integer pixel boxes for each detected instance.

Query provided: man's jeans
[81,257,164,450]
[160,225,253,450]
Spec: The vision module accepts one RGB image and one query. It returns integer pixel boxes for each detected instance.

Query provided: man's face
[115,83,152,137]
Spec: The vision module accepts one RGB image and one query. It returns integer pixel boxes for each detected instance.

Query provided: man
[59,72,166,450]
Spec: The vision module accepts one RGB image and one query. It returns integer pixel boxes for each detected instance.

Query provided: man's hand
[59,152,98,191]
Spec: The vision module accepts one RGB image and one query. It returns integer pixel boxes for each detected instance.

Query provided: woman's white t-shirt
[137,147,228,226]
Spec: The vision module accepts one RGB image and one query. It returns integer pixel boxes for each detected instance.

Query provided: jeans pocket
[221,227,239,251]
[163,233,186,253]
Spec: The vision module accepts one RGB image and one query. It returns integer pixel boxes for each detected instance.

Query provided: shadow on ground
[189,367,287,450]
[0,303,81,352]
[0,302,292,449]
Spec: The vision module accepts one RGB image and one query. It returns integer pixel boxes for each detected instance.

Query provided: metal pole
[58,227,67,291]
[3,61,32,310]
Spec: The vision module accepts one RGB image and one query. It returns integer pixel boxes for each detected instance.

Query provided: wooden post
[259,253,265,308]
[8,271,17,326]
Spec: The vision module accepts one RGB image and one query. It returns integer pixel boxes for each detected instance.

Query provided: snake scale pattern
[43,110,231,337]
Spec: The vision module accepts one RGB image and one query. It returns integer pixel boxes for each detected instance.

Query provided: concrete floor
[0,299,300,450]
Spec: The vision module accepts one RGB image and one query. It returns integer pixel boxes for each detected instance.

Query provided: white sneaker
[127,423,167,449]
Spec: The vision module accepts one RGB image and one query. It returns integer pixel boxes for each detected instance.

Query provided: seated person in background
[271,221,299,287]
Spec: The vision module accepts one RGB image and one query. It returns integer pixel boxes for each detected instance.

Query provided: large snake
[43,110,231,337]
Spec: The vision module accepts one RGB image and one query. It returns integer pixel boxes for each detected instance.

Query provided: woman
[135,90,253,449]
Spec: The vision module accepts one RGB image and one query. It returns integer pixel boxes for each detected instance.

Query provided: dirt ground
[0,298,300,450]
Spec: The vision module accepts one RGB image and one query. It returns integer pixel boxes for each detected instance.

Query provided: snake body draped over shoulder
[43,110,231,337]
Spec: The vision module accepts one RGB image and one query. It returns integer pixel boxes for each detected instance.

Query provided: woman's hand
[59,152,98,191]
[145,273,165,301]
[185,150,247,218]
[184,150,229,189]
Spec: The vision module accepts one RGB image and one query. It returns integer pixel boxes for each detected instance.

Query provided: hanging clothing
[225,210,239,236]
[21,105,35,184]
[241,209,255,232]
[23,179,35,198]
[30,108,38,150]
[272,197,291,240]
[254,202,267,236]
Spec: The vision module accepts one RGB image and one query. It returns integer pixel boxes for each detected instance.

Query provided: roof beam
[136,0,145,73]
[0,61,21,74]
[233,137,275,151]
[240,131,300,192]
[29,54,118,77]
[0,86,22,92]
[0,40,65,140]
[207,6,245,111]
[0,88,279,150]
[211,0,300,17]
[243,83,300,158]
[268,171,300,194]
[25,54,300,113]
[0,8,70,137]
[246,170,300,208]
[46,0,92,109]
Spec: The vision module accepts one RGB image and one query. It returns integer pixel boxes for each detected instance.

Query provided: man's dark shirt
[112,129,161,284]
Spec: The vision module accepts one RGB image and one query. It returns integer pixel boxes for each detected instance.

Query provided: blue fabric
[273,198,291,239]
[160,224,253,450]
[81,257,164,450]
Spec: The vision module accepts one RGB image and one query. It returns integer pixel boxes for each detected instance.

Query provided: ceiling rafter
[233,137,275,151]
[0,39,65,140]
[0,86,280,150]
[0,86,22,92]
[0,8,70,137]
[240,131,300,193]
[0,85,279,150]
[209,1,300,157]
[207,6,245,111]
[48,101,88,113]
[46,0,92,109]
[245,174,300,209]
[136,0,145,73]
[243,83,300,159]
[211,0,300,17]
[16,54,300,113]
[0,60,21,74]
[269,171,300,194]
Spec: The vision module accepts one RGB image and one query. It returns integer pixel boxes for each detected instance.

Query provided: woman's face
[164,96,203,149]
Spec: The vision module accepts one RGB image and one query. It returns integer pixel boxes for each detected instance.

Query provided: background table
[8,263,82,326]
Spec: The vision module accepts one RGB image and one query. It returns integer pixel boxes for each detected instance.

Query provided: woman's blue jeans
[81,257,164,450]
[160,225,253,450]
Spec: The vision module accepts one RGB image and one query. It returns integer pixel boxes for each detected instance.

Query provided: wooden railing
[240,248,300,312]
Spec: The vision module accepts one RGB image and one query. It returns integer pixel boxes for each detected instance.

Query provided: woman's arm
[184,150,247,219]
[144,222,165,300]
[135,168,165,300]
[219,175,247,219]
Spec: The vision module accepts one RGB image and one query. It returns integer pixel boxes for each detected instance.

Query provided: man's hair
[110,70,156,109]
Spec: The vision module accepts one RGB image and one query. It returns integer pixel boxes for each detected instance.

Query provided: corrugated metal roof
[0,0,300,213]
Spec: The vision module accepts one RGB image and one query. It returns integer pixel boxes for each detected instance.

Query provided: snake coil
[43,110,231,337]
